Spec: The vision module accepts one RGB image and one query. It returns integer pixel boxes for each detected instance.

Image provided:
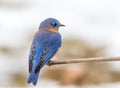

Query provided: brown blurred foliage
[58,39,106,58]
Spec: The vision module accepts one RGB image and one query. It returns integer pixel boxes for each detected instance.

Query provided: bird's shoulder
[47,33,61,48]
[49,32,61,40]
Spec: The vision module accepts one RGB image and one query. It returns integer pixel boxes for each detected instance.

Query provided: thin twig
[47,56,120,66]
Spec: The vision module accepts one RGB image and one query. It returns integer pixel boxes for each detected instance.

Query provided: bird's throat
[45,26,58,33]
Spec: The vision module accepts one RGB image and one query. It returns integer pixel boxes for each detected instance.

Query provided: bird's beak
[59,24,65,27]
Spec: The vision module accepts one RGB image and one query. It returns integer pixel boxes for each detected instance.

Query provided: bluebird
[27,18,65,85]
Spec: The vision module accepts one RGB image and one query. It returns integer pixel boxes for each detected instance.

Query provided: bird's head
[39,18,65,32]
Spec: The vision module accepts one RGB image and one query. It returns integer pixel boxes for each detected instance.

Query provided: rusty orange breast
[45,26,58,33]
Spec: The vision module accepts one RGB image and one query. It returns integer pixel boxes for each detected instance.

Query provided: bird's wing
[34,33,61,73]
[28,35,44,85]
[28,31,44,73]
[28,42,44,73]
[28,42,36,73]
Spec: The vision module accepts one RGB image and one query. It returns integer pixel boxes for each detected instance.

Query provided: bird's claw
[46,60,53,66]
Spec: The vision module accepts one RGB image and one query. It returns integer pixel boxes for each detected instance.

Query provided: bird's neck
[44,26,58,33]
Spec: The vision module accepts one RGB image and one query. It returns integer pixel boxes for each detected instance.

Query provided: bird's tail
[27,70,40,85]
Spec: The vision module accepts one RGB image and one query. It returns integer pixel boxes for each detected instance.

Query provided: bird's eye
[52,23,57,27]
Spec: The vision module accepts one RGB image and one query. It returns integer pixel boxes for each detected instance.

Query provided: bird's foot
[46,60,53,66]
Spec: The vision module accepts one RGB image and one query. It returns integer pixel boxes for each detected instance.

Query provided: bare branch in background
[47,56,120,66]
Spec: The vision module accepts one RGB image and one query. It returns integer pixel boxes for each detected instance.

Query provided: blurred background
[0,0,120,88]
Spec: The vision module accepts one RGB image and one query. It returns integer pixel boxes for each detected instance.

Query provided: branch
[47,56,120,66]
